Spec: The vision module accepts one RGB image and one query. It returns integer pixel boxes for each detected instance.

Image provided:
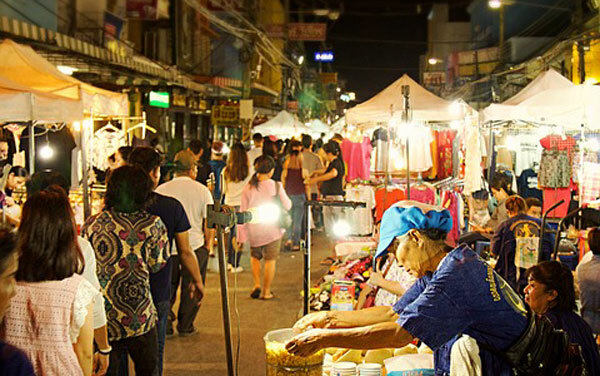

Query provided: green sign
[149,91,170,108]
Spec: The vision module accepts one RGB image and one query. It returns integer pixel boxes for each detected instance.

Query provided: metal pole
[499,5,505,62]
[402,86,411,199]
[303,203,311,315]
[28,123,35,174]
[216,221,235,376]
[81,119,91,219]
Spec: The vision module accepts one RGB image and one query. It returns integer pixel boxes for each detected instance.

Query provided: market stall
[252,110,310,139]
[306,118,332,138]
[0,39,130,222]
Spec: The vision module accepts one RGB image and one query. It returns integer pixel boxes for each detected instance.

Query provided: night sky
[296,0,470,102]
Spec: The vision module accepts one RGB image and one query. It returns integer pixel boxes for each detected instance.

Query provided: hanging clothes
[428,130,439,180]
[538,149,571,189]
[409,186,435,205]
[91,128,126,171]
[375,187,405,223]
[580,162,600,204]
[437,130,456,179]
[345,185,376,235]
[514,135,542,176]
[407,125,433,172]
[441,190,460,246]
[543,188,571,218]
[571,147,599,184]
[21,126,76,183]
[341,137,372,181]
[517,168,543,202]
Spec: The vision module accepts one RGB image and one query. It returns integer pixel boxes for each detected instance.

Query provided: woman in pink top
[238,155,292,300]
[1,187,96,376]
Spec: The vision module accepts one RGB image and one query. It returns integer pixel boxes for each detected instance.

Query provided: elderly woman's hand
[367,271,384,287]
[293,311,330,333]
[285,329,328,357]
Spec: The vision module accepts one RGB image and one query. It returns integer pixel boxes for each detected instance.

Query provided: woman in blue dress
[287,202,549,376]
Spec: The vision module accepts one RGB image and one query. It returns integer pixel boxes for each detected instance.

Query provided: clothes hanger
[126,121,157,139]
[95,120,120,134]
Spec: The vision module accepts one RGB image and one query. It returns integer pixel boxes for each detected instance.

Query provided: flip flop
[250,288,261,299]
[260,293,276,300]
[320,257,335,265]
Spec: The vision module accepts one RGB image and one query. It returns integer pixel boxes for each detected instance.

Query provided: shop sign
[423,71,446,86]
[104,11,124,40]
[314,51,334,62]
[288,23,326,41]
[265,24,285,38]
[319,72,338,84]
[126,0,169,19]
[211,105,239,126]
[287,101,298,112]
[199,99,208,110]
[172,92,187,108]
[149,91,170,108]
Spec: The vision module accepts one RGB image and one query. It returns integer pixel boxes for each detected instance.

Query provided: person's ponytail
[249,172,259,189]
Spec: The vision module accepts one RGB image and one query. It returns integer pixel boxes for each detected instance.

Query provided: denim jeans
[154,300,170,376]
[289,194,306,246]
[108,326,158,376]
[227,206,242,267]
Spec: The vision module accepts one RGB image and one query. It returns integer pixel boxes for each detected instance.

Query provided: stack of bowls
[357,363,382,376]
[332,361,357,376]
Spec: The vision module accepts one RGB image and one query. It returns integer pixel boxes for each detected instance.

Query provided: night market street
[163,233,331,376]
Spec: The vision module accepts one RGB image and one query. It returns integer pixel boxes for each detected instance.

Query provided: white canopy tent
[330,116,346,134]
[0,76,83,123]
[252,110,310,139]
[346,74,470,128]
[307,118,331,138]
[482,69,574,124]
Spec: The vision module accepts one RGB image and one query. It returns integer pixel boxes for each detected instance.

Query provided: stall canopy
[346,74,469,128]
[307,118,331,137]
[0,76,83,123]
[482,69,574,123]
[252,110,310,139]
[331,116,346,134]
[0,39,128,116]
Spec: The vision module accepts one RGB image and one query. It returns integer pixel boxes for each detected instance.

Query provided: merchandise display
[265,329,324,376]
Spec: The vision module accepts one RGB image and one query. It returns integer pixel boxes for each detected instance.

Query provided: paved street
[163,232,331,376]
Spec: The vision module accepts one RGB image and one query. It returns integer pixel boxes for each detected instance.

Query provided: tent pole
[580,124,584,209]
[402,85,411,199]
[28,95,35,174]
[81,117,91,219]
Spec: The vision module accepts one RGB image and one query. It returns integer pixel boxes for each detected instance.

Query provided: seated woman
[356,253,416,310]
[492,195,553,293]
[524,261,600,375]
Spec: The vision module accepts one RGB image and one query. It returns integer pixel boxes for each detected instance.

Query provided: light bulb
[40,144,54,160]
[488,0,502,9]
[333,220,351,237]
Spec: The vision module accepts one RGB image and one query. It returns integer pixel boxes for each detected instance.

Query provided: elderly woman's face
[394,232,431,278]
[523,277,557,314]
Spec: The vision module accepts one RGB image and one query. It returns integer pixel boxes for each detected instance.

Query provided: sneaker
[231,266,244,273]
[178,329,198,337]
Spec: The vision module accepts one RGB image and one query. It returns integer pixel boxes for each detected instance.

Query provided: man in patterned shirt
[82,165,168,375]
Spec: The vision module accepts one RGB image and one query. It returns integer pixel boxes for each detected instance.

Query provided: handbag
[274,181,292,229]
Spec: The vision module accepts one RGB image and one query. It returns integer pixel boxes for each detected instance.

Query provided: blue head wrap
[375,206,453,260]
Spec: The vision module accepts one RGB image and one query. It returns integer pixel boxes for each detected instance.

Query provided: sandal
[320,257,336,265]
[260,293,276,300]
[250,287,261,299]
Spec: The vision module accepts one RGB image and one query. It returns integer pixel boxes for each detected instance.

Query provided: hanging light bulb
[40,133,54,160]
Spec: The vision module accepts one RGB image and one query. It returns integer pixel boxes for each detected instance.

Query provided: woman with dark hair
[2,166,28,197]
[114,146,133,168]
[82,166,168,375]
[281,140,310,251]
[0,166,28,226]
[238,155,291,300]
[223,142,251,271]
[306,140,346,264]
[0,228,35,375]
[491,195,553,292]
[2,187,96,376]
[488,171,516,231]
[262,138,283,182]
[525,261,600,375]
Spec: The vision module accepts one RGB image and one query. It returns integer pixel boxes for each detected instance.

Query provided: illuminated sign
[149,91,170,108]
[314,51,334,62]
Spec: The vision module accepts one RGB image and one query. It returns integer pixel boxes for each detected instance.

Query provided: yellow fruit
[364,349,394,365]
[393,344,418,357]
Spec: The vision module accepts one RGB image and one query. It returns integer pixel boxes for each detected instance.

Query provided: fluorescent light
[488,0,502,9]
[57,65,78,75]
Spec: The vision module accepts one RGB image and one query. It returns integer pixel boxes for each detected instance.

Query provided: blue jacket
[492,214,554,292]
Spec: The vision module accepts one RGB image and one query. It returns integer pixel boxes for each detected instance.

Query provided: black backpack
[480,311,587,376]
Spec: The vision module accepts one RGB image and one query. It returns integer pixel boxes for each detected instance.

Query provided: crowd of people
[0,131,346,375]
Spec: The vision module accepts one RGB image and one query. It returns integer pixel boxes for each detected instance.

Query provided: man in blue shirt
[287,201,529,375]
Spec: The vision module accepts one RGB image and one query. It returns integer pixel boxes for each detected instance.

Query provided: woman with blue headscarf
[286,202,573,376]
